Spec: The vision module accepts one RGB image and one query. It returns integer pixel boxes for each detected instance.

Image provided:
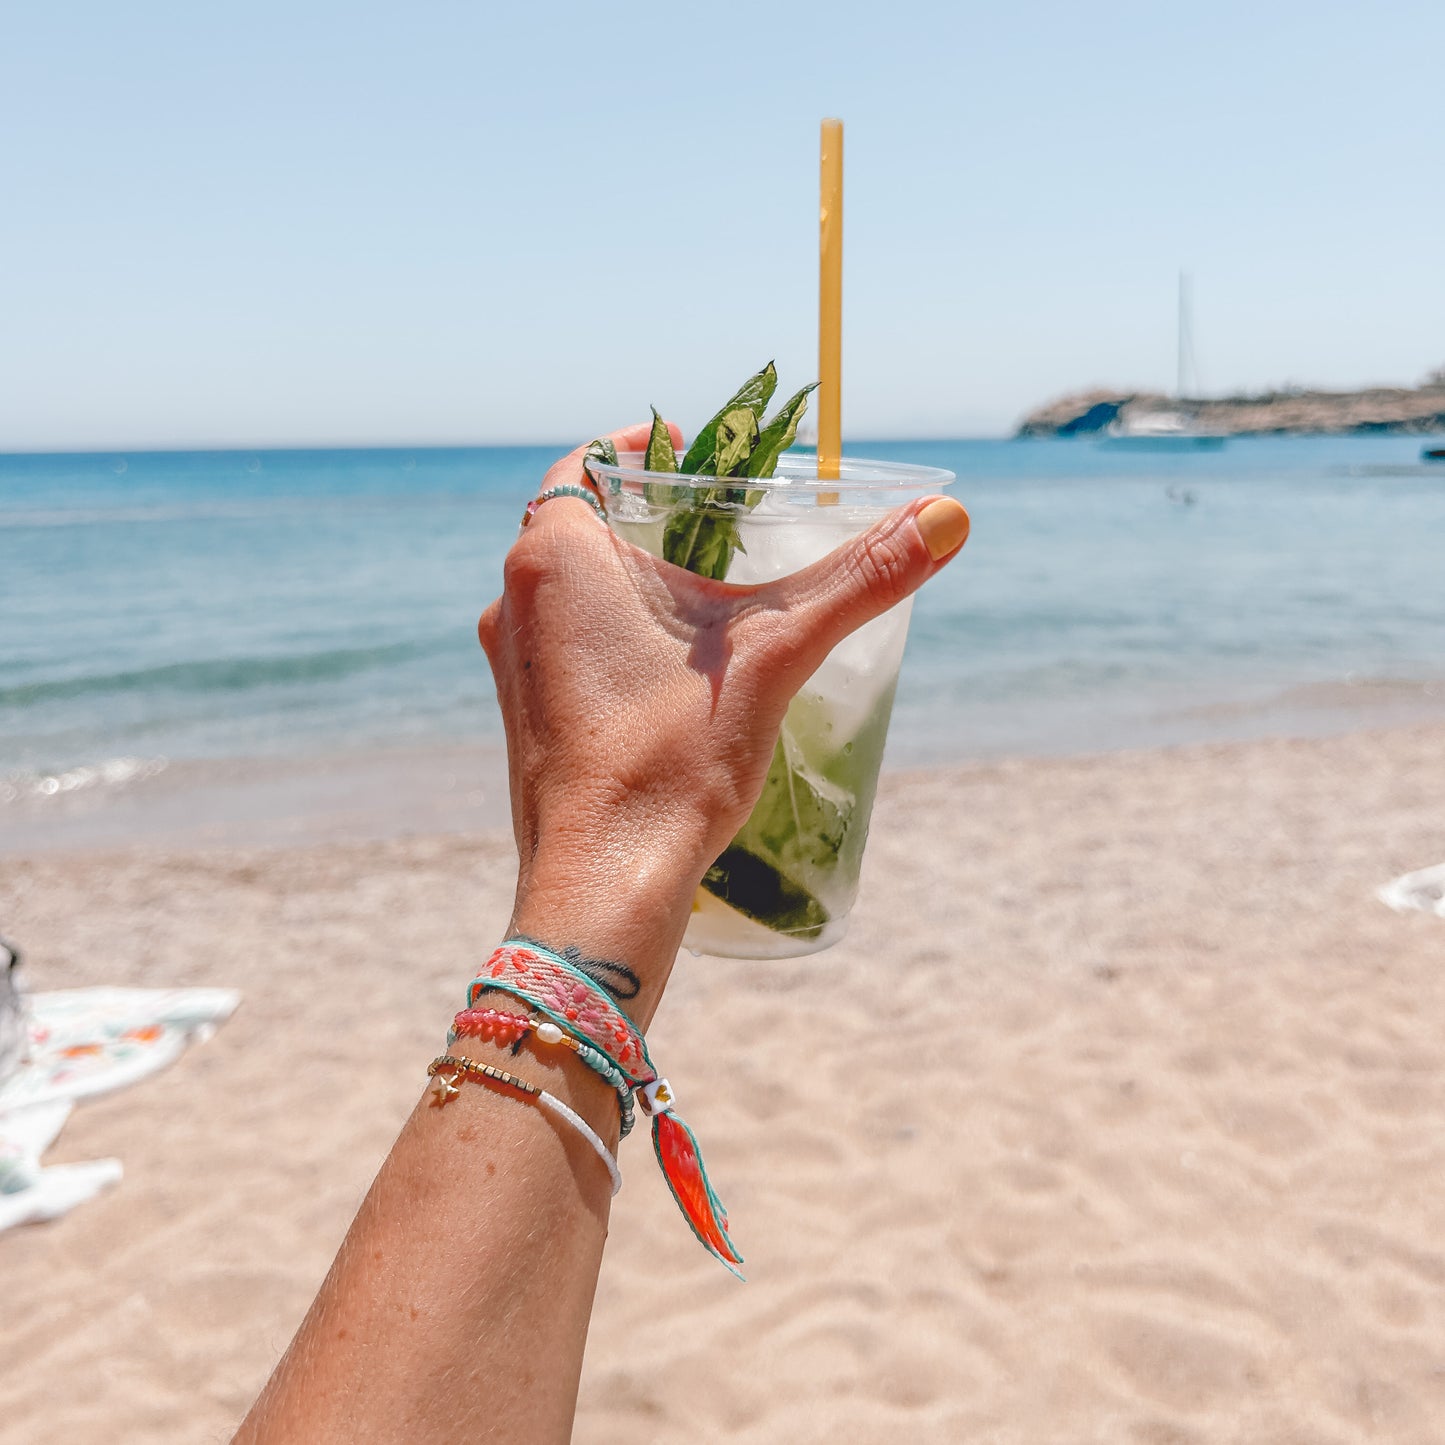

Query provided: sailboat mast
[1177,270,1190,399]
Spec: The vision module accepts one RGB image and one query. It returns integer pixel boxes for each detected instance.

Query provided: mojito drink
[587,452,953,960]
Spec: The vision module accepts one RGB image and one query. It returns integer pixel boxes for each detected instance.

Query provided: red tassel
[653,1110,743,1276]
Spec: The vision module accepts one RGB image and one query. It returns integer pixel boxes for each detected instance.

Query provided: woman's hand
[478,420,969,1018]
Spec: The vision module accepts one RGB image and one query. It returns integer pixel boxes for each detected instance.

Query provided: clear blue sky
[3,0,1442,449]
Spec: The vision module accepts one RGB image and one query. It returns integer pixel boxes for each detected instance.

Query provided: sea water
[3,436,1445,844]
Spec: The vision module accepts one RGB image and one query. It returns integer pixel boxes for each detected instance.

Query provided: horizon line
[0,432,1015,459]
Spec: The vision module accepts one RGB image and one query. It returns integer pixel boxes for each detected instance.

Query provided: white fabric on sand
[0,987,239,1232]
[1378,863,1445,919]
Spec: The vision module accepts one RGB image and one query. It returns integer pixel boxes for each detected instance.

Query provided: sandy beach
[3,722,1444,1443]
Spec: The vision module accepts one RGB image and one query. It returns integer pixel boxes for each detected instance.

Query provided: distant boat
[1423,447,1445,462]
[1100,410,1227,449]
[1095,273,1226,450]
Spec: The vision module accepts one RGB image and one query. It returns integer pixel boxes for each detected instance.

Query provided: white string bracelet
[427,1054,621,1197]
[533,1085,623,1197]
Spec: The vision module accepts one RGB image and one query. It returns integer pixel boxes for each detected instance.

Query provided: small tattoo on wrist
[512,934,641,1001]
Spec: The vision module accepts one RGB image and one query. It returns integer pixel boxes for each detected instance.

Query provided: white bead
[536,1021,564,1045]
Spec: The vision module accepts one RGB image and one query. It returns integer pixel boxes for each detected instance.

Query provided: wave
[0,502,300,528]
[0,493,519,530]
[0,756,168,804]
[0,638,453,708]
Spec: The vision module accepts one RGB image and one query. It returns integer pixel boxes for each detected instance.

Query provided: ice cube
[803,599,914,742]
[730,495,916,742]
[728,494,867,586]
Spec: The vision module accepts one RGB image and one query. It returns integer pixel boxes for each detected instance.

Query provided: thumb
[766,496,969,672]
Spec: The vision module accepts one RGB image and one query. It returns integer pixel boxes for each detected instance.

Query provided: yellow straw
[818,117,843,501]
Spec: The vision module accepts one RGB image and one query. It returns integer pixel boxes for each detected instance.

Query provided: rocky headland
[1017,372,1445,437]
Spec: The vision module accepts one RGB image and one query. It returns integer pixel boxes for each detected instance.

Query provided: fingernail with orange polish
[916,498,970,561]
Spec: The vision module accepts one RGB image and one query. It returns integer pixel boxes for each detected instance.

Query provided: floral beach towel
[0,987,239,1231]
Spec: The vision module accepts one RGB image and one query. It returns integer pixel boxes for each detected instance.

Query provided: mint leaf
[748,384,817,479]
[584,436,619,468]
[713,405,759,478]
[644,407,678,473]
[650,364,812,580]
[680,361,778,474]
[661,496,739,581]
[768,723,854,866]
[644,408,679,507]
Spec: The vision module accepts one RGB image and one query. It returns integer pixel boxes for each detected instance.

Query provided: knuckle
[502,531,552,591]
[476,601,501,654]
[850,528,912,607]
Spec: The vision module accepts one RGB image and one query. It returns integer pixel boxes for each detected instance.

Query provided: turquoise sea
[3,436,1444,844]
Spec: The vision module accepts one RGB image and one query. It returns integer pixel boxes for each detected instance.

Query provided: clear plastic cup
[585,451,956,960]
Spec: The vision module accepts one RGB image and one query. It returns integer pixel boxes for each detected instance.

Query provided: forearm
[236,1071,612,1442]
[235,857,700,1444]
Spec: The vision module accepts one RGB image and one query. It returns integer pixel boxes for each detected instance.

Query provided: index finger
[755,495,969,677]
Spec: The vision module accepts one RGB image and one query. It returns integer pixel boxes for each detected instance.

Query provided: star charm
[430,1071,462,1107]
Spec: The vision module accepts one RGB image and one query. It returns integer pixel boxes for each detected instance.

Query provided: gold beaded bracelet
[426,1054,621,1196]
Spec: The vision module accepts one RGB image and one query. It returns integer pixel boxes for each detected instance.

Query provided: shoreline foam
[10,681,1445,858]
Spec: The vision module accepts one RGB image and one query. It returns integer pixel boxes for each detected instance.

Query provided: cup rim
[584,450,955,493]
